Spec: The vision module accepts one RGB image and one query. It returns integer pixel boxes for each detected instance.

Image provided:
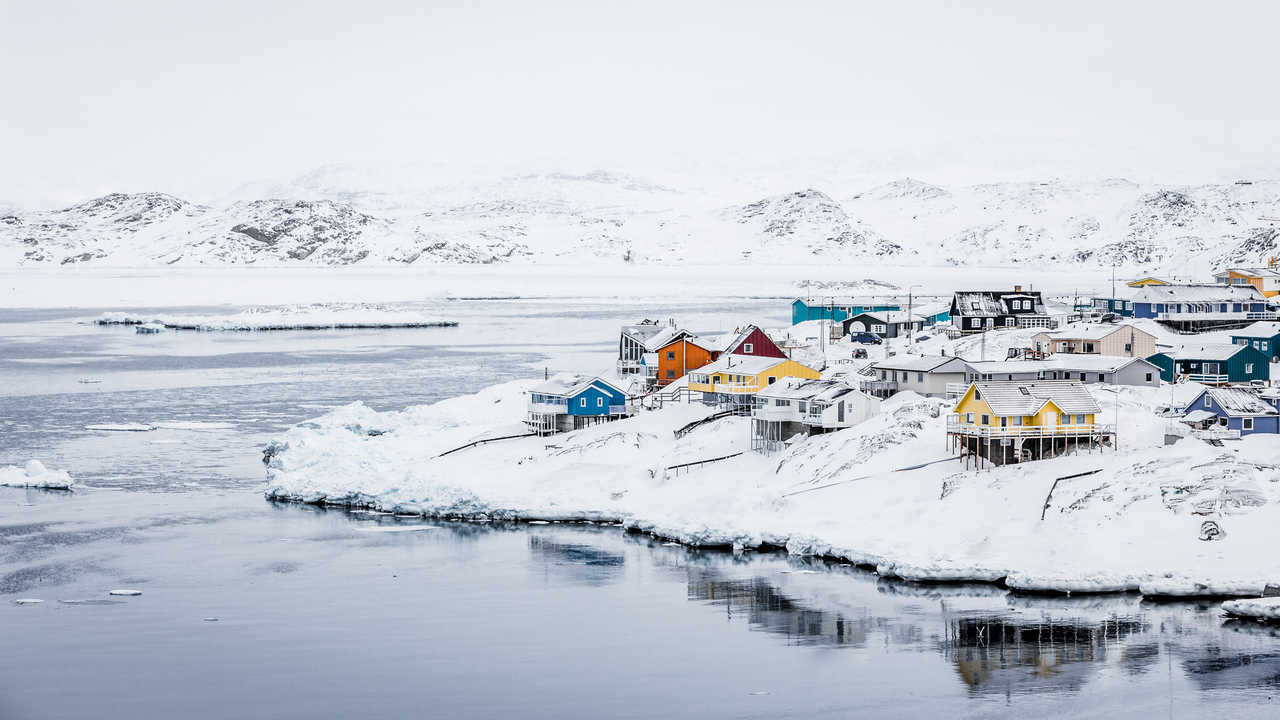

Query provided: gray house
[861,355,969,398]
[962,356,1161,388]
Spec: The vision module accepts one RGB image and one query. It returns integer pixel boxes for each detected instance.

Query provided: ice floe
[85,423,155,432]
[1222,597,1280,621]
[0,460,73,490]
[94,303,458,331]
[107,589,142,596]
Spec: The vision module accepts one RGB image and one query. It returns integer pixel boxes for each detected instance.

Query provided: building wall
[656,340,716,386]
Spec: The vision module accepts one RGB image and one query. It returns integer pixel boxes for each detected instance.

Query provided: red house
[724,324,786,358]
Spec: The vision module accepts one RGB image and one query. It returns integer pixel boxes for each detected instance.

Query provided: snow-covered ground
[93,303,456,331]
[0,460,73,489]
[1223,597,1280,621]
[262,378,1280,597]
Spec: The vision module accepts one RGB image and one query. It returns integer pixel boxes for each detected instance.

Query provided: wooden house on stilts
[947,380,1114,468]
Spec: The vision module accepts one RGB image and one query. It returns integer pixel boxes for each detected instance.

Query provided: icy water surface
[2,300,1279,718]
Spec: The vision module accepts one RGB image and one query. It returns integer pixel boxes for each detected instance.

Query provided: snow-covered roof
[952,290,1046,316]
[848,310,924,325]
[642,326,692,351]
[970,380,1101,416]
[756,378,858,402]
[965,356,1154,374]
[691,354,791,376]
[1233,321,1280,338]
[530,373,622,397]
[871,355,967,373]
[1182,409,1217,423]
[794,296,901,308]
[1130,283,1265,303]
[1037,323,1152,341]
[1215,267,1280,279]
[1157,343,1251,361]
[1196,387,1278,416]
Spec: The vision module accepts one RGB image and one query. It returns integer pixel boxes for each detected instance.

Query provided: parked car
[913,334,931,343]
[852,348,868,359]
[849,332,883,345]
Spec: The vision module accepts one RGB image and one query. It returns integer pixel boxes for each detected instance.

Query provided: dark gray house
[842,311,925,339]
[949,287,1052,334]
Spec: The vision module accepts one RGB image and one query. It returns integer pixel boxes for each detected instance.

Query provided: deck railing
[1182,373,1230,384]
[946,418,1114,438]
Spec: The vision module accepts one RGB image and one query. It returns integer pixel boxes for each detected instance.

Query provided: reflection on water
[529,534,626,586]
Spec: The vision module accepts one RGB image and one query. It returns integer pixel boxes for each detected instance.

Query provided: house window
[1124,343,1132,352]
[1000,417,1008,427]
[597,397,604,407]
[798,401,807,412]
[1011,416,1023,425]
[1264,341,1270,351]
[966,412,974,423]
[743,343,753,353]
[1247,363,1254,374]
[1238,338,1249,346]
[666,370,675,379]
[917,372,924,382]
[901,371,908,381]
[1083,342,1095,353]
[667,351,675,360]
[1204,396,1211,408]
[974,389,982,400]
[1145,372,1153,382]
[776,399,790,407]
[880,370,887,380]
[768,376,776,384]
[1058,342,1068,351]
[580,398,587,407]
[981,414,990,425]
[1244,417,1255,431]
[1075,414,1086,424]
[873,324,886,333]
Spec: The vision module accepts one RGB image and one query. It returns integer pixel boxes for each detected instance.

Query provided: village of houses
[525,267,1280,468]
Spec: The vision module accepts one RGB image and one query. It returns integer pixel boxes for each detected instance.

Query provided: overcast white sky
[3,0,1278,206]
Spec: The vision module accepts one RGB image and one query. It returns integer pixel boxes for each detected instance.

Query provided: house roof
[756,378,860,403]
[1130,283,1266,304]
[1157,343,1252,361]
[965,356,1154,374]
[1037,323,1152,341]
[969,380,1101,416]
[847,310,924,325]
[1195,387,1278,416]
[531,373,623,397]
[871,355,967,373]
[1215,267,1280,279]
[641,326,693,351]
[793,296,902,309]
[691,354,791,376]
[1233,321,1280,338]
[952,290,1047,316]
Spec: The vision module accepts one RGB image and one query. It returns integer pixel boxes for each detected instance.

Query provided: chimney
[1014,285,1022,292]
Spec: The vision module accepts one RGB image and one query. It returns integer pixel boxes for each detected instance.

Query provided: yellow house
[687,355,820,396]
[948,380,1109,467]
[1126,277,1168,288]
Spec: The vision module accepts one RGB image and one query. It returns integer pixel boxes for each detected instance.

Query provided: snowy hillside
[5,169,1280,273]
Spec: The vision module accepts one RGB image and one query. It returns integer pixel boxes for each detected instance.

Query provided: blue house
[1185,387,1280,436]
[792,297,901,325]
[525,374,632,435]
[1146,343,1270,385]
[1129,284,1273,331]
[1230,321,1280,361]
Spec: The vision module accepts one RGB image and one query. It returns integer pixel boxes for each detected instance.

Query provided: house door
[838,402,845,423]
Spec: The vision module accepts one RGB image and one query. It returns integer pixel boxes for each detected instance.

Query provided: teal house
[1146,343,1269,385]
[791,297,901,325]
[1230,321,1280,361]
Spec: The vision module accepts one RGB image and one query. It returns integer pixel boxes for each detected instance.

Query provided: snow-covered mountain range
[5,169,1280,273]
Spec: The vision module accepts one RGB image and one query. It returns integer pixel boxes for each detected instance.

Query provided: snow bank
[262,382,1280,597]
[0,460,73,490]
[1222,597,1280,621]
[94,303,457,331]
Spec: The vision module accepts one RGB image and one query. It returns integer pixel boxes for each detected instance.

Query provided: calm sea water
[2,300,1278,719]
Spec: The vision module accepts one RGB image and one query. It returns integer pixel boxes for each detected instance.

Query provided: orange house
[655,337,720,385]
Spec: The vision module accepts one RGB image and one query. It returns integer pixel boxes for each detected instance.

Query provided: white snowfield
[263,380,1280,597]
[93,303,457,331]
[0,460,73,490]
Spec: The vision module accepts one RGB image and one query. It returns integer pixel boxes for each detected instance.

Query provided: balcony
[859,379,898,396]
[945,382,969,399]
[691,380,761,394]
[751,405,796,421]
[1156,311,1277,322]
[528,402,567,415]
[946,417,1114,438]
[1182,373,1230,385]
